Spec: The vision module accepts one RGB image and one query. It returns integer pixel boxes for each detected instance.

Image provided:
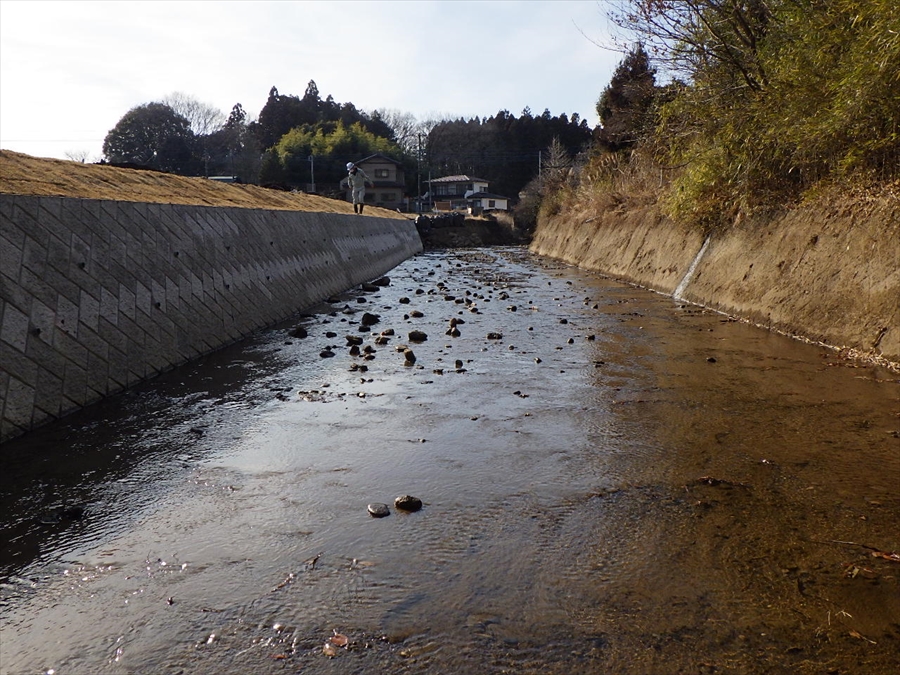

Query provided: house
[426,174,509,212]
[346,153,406,209]
[467,191,509,214]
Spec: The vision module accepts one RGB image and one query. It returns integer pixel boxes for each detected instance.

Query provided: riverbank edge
[0,194,423,443]
[530,190,899,370]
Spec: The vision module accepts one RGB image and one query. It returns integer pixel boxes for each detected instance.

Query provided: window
[381,193,396,202]
[374,169,390,179]
[488,200,496,208]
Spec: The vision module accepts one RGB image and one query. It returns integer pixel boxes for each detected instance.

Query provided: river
[1,247,898,674]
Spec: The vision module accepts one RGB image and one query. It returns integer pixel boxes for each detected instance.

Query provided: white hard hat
[346,162,355,170]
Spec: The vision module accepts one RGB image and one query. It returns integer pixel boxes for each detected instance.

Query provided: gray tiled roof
[428,175,490,183]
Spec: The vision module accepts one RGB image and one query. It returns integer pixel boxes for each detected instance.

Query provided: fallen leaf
[849,630,877,645]
[870,550,900,563]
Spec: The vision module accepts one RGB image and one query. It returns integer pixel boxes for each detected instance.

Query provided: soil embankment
[531,186,899,368]
[0,150,408,218]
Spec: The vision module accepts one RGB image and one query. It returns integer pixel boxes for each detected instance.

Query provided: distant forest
[100,79,594,206]
[100,0,897,227]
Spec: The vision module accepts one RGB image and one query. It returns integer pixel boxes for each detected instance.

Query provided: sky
[0,0,625,162]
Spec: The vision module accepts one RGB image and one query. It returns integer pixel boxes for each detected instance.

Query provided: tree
[607,0,771,91]
[256,86,301,149]
[162,92,225,136]
[225,102,247,130]
[102,102,197,174]
[203,103,261,182]
[161,92,226,177]
[594,0,900,228]
[271,121,403,191]
[425,108,593,200]
[375,108,422,155]
[595,43,658,151]
[64,149,92,163]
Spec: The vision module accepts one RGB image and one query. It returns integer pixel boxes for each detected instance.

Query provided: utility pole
[308,155,315,193]
[416,133,422,213]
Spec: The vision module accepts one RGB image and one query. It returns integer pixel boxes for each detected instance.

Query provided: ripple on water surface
[1,248,898,674]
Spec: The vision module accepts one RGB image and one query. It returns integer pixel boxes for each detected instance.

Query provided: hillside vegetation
[549,0,900,229]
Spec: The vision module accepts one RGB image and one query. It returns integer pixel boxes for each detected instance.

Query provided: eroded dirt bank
[530,188,899,368]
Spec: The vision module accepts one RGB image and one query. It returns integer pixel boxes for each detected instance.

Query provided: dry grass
[0,150,409,219]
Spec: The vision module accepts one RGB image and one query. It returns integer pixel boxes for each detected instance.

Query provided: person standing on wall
[341,162,373,214]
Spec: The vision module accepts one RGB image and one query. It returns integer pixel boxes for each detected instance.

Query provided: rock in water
[394,495,423,512]
[361,312,381,326]
[367,503,390,518]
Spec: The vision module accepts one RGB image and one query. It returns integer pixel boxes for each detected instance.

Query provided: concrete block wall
[0,194,422,443]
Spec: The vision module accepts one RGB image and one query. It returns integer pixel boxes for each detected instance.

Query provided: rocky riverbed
[1,247,898,674]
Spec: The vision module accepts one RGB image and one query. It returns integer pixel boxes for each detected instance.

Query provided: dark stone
[289,326,308,339]
[361,312,380,326]
[346,335,364,346]
[408,330,428,343]
[399,297,411,304]
[487,332,503,340]
[320,350,335,358]
[394,495,423,512]
[372,277,391,287]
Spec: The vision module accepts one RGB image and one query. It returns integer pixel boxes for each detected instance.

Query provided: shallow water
[1,247,898,674]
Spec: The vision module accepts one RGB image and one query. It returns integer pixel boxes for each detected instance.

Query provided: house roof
[356,152,403,166]
[428,174,490,184]
[468,191,509,200]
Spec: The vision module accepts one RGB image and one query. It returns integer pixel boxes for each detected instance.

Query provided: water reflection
[1,248,897,674]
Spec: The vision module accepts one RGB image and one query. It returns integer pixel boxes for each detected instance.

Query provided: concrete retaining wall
[0,195,422,442]
[531,194,899,368]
